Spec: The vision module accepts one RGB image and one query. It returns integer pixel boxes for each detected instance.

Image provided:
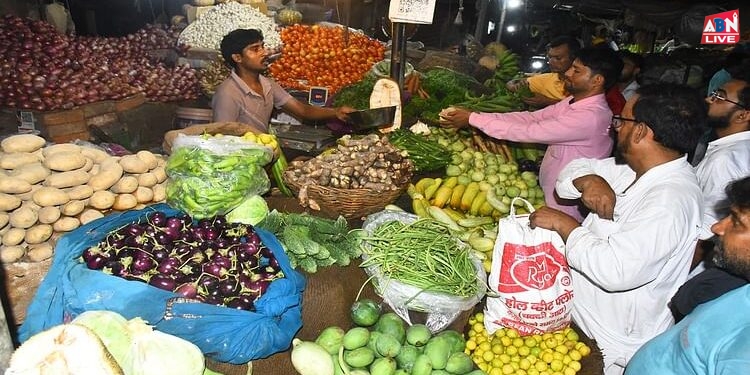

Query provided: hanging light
[506,25,517,33]
[507,0,523,9]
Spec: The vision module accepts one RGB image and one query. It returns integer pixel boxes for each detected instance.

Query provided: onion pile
[0,15,200,111]
[81,211,285,311]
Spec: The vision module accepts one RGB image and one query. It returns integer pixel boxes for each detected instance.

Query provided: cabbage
[226,194,269,225]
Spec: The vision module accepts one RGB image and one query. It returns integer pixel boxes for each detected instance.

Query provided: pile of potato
[0,134,168,264]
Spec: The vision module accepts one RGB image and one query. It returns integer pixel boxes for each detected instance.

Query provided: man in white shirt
[617,51,642,101]
[669,70,750,321]
[529,83,706,375]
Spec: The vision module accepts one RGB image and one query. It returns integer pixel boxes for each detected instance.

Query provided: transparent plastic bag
[166,134,273,218]
[361,210,486,332]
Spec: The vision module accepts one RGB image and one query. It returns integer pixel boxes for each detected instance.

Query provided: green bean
[360,218,479,297]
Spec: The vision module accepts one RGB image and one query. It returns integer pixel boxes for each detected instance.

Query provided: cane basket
[284,175,408,220]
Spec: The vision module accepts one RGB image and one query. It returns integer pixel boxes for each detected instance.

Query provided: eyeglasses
[708,91,747,109]
[610,115,638,130]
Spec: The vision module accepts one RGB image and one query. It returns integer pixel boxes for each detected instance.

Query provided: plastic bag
[361,210,486,333]
[484,198,572,336]
[166,134,273,218]
[19,204,306,364]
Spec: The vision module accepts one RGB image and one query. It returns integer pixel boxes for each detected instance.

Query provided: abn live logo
[702,10,739,44]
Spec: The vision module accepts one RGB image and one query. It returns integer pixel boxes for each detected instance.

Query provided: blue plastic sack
[19,203,306,364]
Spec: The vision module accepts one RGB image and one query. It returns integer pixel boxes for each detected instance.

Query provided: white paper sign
[388,0,437,25]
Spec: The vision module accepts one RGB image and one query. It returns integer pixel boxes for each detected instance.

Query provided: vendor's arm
[282,99,354,122]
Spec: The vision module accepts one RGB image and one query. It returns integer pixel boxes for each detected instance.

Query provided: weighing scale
[270,123,337,153]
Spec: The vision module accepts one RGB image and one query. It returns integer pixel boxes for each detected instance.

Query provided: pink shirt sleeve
[468,97,610,146]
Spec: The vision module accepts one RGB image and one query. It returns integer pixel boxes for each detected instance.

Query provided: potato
[152,165,167,183]
[27,242,54,262]
[0,193,22,212]
[136,150,159,170]
[25,224,53,244]
[2,227,25,246]
[152,183,166,202]
[80,147,110,164]
[0,152,41,169]
[119,155,149,174]
[112,194,138,211]
[38,206,61,224]
[0,245,26,263]
[88,159,123,191]
[9,162,51,184]
[9,206,38,229]
[75,157,94,173]
[79,209,104,225]
[42,143,82,157]
[0,176,33,194]
[134,204,147,210]
[53,217,81,232]
[15,185,40,202]
[133,186,154,203]
[0,213,7,229]
[110,175,139,194]
[43,151,87,172]
[65,185,94,200]
[33,187,70,207]
[44,170,91,188]
[61,200,86,216]
[89,164,101,175]
[136,172,158,188]
[1,134,46,153]
[89,190,116,210]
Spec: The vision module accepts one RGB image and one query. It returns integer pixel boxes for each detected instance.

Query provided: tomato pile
[269,24,385,94]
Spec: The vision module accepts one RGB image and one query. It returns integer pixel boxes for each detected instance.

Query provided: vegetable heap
[359,218,479,298]
[178,2,282,51]
[258,210,362,273]
[269,24,385,93]
[285,134,413,192]
[166,136,273,218]
[81,211,284,311]
[291,299,482,375]
[388,128,452,172]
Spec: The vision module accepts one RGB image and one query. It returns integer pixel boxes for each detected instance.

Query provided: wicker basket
[284,176,408,220]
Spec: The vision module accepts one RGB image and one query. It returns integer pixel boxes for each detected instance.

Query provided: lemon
[479,363,489,372]
[553,352,564,361]
[507,329,520,339]
[562,355,572,365]
[563,368,576,375]
[502,364,515,374]
[530,347,542,356]
[525,337,538,347]
[577,344,591,357]
[484,350,496,362]
[555,345,569,355]
[545,338,558,349]
[505,346,518,356]
[550,359,564,372]
[541,352,554,364]
[489,368,503,375]
[534,361,548,371]
[518,346,531,356]
[474,322,486,334]
[496,328,507,337]
[499,353,512,364]
[513,338,525,347]
[501,336,513,347]
[492,344,504,354]
[568,350,581,361]
[565,330,579,342]
[480,341,492,352]
[527,369,540,375]
[568,360,581,371]
[492,358,505,368]
[475,312,485,323]
[519,358,532,370]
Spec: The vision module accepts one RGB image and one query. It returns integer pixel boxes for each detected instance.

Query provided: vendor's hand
[523,94,558,108]
[529,206,579,241]
[438,107,472,129]
[334,106,356,122]
[574,175,616,220]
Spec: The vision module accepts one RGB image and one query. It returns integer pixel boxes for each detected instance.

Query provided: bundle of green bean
[359,218,479,298]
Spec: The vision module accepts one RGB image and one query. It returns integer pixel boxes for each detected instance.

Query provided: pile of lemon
[202,132,280,153]
[465,312,591,375]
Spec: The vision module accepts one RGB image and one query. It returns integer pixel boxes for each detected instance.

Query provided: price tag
[308,87,329,107]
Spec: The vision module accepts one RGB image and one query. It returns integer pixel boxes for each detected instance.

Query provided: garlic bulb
[178,2,282,51]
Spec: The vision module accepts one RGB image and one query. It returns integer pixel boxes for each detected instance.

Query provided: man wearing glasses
[212,29,353,132]
[669,70,750,323]
[440,47,621,221]
[528,83,706,375]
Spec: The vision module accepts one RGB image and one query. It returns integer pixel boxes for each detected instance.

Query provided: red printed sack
[484,198,573,336]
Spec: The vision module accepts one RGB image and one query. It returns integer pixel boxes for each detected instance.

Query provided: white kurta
[694,131,750,239]
[555,156,703,374]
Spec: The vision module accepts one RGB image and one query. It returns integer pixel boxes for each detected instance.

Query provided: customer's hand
[574,175,616,220]
[529,206,580,241]
[438,107,471,129]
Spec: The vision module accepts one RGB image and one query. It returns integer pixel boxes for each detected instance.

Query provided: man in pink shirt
[440,47,621,220]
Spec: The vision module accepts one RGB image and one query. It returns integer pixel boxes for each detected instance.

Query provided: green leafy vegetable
[226,195,269,225]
